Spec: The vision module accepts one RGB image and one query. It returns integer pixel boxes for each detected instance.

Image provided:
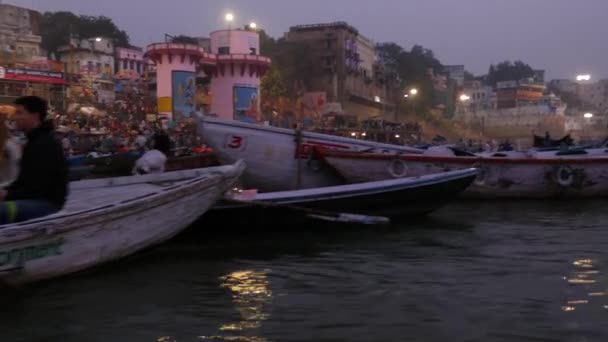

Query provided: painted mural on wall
[172,71,196,121]
[233,86,259,123]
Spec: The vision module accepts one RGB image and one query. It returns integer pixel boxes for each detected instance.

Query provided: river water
[1,201,608,342]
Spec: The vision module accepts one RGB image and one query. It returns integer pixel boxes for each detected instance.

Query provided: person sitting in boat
[0,96,68,224]
[132,130,170,175]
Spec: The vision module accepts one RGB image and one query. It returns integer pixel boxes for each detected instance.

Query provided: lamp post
[225,13,234,30]
[409,88,418,116]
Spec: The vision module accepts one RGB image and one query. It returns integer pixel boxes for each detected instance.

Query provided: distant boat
[0,161,245,285]
[212,168,478,222]
[320,146,608,199]
[199,117,422,192]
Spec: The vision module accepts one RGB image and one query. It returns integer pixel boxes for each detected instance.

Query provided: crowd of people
[49,111,203,157]
[454,139,515,153]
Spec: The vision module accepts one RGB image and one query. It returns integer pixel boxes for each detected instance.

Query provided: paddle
[222,197,391,226]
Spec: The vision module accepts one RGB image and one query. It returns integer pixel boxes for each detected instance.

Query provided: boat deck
[63,182,167,214]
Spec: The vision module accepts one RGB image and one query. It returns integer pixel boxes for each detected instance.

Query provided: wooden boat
[0,161,245,285]
[211,168,478,222]
[199,117,422,192]
[320,146,608,199]
[69,151,218,180]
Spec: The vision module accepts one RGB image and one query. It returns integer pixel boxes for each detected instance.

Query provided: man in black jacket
[0,96,68,224]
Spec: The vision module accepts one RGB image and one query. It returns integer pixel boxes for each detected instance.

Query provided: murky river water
[1,201,608,342]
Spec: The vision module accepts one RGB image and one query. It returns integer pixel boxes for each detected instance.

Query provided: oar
[222,197,390,225]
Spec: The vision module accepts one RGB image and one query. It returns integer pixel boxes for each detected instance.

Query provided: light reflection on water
[199,270,272,342]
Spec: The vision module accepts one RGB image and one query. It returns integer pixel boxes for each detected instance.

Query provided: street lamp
[584,112,594,118]
[403,94,409,98]
[576,74,591,81]
[94,37,102,42]
[410,88,418,96]
[249,22,257,30]
[459,94,470,102]
[225,13,234,22]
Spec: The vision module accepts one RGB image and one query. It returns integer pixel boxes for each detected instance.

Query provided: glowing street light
[249,22,257,30]
[225,13,234,22]
[584,112,594,118]
[395,134,401,138]
[403,94,409,98]
[351,132,357,137]
[459,94,471,102]
[577,74,591,81]
[410,88,418,95]
[94,37,102,42]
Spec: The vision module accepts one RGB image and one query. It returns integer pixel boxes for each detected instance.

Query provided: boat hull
[200,118,421,192]
[212,169,477,221]
[323,152,608,199]
[0,163,244,285]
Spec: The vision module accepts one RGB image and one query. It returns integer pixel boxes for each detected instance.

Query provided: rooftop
[289,21,359,35]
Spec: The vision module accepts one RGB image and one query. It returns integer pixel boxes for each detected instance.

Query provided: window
[87,61,93,72]
[218,46,230,55]
[123,60,128,70]
[130,60,135,70]
[249,48,257,55]
[104,63,110,74]
[136,62,141,73]
[96,62,102,73]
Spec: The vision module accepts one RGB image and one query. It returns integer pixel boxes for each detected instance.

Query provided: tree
[259,32,319,98]
[486,60,535,88]
[375,42,444,112]
[171,35,199,45]
[261,66,288,100]
[464,70,476,81]
[41,11,130,58]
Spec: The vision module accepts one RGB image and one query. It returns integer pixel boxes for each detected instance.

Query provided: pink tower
[208,29,271,122]
[144,43,215,120]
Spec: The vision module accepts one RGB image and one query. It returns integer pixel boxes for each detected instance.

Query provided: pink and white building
[144,28,271,121]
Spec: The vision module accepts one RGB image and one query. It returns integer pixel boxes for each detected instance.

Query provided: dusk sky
[11,0,607,80]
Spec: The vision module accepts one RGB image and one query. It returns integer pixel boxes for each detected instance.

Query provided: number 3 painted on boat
[225,135,246,151]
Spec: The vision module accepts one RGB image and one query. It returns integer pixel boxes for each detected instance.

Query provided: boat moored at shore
[0,162,244,285]
[320,147,608,199]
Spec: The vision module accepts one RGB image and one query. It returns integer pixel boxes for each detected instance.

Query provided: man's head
[14,96,47,132]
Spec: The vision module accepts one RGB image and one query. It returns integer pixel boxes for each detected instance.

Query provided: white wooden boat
[0,161,245,285]
[320,147,608,199]
[199,117,422,192]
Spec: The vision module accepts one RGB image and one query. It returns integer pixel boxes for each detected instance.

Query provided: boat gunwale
[0,163,244,243]
[202,118,423,153]
[237,169,478,204]
[321,150,608,165]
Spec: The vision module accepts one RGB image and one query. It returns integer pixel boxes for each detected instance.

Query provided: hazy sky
[10,0,607,80]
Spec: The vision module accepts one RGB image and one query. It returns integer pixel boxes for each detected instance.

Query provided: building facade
[57,37,116,104]
[285,22,393,120]
[0,3,42,64]
[115,46,145,80]
[444,65,465,86]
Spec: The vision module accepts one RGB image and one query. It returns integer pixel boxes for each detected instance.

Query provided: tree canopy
[260,31,319,99]
[41,11,130,58]
[375,42,443,111]
[486,60,535,88]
